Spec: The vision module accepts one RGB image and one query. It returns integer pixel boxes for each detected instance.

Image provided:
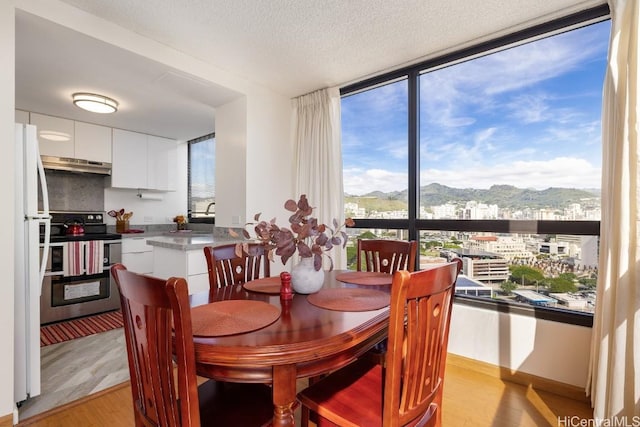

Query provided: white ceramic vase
[290,257,325,294]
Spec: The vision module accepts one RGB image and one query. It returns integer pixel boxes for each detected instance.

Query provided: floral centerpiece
[173,215,187,230]
[230,194,354,272]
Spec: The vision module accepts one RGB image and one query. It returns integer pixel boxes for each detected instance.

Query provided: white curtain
[588,0,640,419]
[292,87,346,270]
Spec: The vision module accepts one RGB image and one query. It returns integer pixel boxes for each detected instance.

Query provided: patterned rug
[40,310,124,347]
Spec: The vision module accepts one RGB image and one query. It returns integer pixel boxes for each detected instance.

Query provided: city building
[550,292,592,311]
[512,290,557,307]
[447,249,510,284]
[539,241,569,256]
[466,235,533,261]
[455,275,493,297]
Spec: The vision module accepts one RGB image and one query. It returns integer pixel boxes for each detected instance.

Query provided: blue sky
[190,137,215,198]
[341,20,611,196]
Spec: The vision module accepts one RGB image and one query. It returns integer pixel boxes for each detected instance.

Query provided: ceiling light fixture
[72,92,118,114]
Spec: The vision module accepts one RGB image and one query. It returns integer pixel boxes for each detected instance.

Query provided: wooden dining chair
[297,258,462,427]
[356,238,418,364]
[111,263,274,427]
[356,239,418,274]
[203,243,270,289]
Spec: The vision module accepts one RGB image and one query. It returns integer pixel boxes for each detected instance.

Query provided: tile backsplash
[40,169,106,212]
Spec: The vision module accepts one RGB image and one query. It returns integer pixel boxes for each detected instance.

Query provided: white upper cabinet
[15,109,29,124]
[30,113,75,158]
[147,135,175,192]
[74,121,112,163]
[29,112,112,163]
[112,129,176,191]
[112,129,148,189]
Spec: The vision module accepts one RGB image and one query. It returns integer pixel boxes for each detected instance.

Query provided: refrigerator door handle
[36,141,49,218]
[35,145,50,287]
[39,221,50,289]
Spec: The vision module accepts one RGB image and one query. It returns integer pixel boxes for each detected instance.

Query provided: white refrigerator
[14,123,50,406]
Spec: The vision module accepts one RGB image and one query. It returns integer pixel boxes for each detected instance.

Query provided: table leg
[272,364,297,427]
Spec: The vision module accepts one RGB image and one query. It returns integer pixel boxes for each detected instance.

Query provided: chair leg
[301,405,310,427]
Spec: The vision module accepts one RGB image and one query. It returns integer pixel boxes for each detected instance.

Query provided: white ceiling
[16,0,603,141]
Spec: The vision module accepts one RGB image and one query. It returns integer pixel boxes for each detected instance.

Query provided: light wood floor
[16,357,593,427]
[18,328,129,420]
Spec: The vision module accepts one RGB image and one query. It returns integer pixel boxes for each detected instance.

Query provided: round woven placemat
[190,300,280,337]
[243,277,281,294]
[307,288,390,312]
[335,271,393,286]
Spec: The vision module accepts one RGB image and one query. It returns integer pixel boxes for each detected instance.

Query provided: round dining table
[188,269,392,427]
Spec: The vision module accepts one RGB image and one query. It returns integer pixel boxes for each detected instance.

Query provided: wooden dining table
[188,269,392,427]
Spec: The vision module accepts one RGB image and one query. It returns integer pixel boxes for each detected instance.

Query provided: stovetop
[43,211,122,243]
[48,233,122,243]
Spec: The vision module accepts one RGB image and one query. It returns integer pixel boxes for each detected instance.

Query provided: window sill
[453,294,593,327]
[188,217,215,225]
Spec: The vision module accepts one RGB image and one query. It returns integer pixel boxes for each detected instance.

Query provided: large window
[343,79,409,217]
[188,133,216,223]
[341,6,609,322]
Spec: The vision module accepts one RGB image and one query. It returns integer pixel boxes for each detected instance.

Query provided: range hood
[41,156,111,175]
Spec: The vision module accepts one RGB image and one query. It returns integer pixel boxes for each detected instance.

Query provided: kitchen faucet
[205,202,215,215]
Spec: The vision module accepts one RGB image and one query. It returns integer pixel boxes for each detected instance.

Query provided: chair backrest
[383,258,462,427]
[111,263,201,427]
[356,239,417,274]
[203,243,270,289]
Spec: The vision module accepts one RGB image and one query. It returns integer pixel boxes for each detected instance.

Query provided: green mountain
[346,183,600,210]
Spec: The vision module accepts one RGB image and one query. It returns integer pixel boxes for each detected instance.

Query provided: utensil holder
[116,220,129,233]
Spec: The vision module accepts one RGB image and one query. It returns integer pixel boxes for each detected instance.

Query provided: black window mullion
[408,70,420,243]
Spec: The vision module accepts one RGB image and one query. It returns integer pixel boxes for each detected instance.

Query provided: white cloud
[474,127,497,145]
[507,93,551,123]
[344,168,408,195]
[419,25,608,128]
[345,157,600,195]
[420,156,600,190]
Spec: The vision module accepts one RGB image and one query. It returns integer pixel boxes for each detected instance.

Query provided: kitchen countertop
[118,231,167,238]
[145,234,242,251]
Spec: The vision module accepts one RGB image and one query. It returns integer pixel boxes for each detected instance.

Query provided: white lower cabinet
[121,237,153,274]
[152,247,209,294]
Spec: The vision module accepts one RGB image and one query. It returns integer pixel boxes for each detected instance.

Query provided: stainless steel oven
[40,212,122,325]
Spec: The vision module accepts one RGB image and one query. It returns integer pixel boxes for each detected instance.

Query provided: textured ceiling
[16,0,604,140]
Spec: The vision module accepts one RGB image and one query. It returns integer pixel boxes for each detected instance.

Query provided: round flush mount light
[72,92,118,114]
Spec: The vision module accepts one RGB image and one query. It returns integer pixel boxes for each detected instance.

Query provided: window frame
[340,4,609,326]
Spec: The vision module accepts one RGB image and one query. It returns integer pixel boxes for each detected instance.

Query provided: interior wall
[448,303,592,388]
[245,89,295,221]
[0,0,16,418]
[244,89,295,276]
[215,96,247,228]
